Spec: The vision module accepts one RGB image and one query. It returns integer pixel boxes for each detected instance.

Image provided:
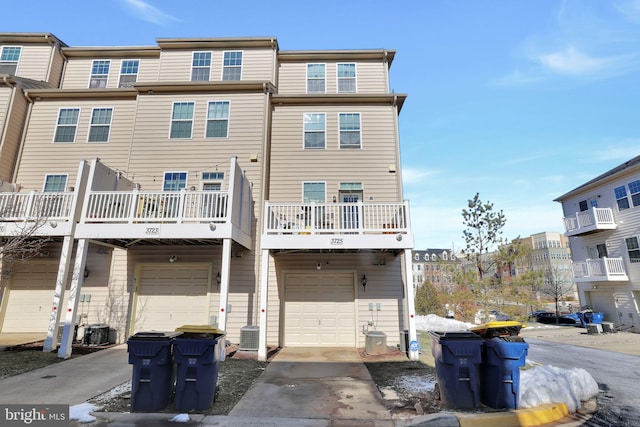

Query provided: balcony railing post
[128,189,138,223]
[177,190,186,224]
[25,191,36,220]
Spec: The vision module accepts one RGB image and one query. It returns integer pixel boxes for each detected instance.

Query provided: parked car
[528,310,549,321]
[474,309,511,324]
[533,311,577,325]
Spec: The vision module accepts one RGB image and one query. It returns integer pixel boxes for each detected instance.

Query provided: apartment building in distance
[0,33,418,360]
[556,156,640,332]
[411,249,461,294]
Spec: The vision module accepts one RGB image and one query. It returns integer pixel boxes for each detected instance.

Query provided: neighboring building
[0,33,417,360]
[411,249,462,294]
[555,156,640,332]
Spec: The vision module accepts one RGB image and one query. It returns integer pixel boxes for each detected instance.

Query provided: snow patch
[70,403,99,423]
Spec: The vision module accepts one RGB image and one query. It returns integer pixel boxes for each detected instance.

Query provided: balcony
[563,207,617,237]
[0,191,75,235]
[572,257,629,282]
[261,201,414,250]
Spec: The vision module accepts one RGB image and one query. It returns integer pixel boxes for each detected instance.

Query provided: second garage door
[134,263,212,332]
[284,272,355,347]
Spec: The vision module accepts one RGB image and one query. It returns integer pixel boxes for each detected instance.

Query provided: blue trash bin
[127,331,182,412]
[429,331,482,409]
[480,337,529,409]
[173,327,225,411]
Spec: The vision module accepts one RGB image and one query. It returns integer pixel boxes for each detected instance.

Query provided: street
[526,337,640,426]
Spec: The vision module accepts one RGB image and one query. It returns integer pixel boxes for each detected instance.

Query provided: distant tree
[541,265,575,324]
[0,223,51,280]
[414,280,444,316]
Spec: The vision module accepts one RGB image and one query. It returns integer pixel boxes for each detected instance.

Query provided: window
[163,172,187,191]
[614,186,630,210]
[43,174,67,192]
[629,180,640,207]
[119,60,139,87]
[339,113,361,148]
[191,52,211,81]
[578,198,597,212]
[88,108,113,142]
[304,113,325,149]
[0,46,21,75]
[170,102,195,139]
[626,237,640,263]
[431,254,436,261]
[337,63,356,93]
[90,60,110,88]
[414,253,420,261]
[201,172,224,190]
[222,51,242,80]
[54,108,80,143]
[307,64,325,93]
[303,182,326,203]
[442,252,448,260]
[206,101,230,137]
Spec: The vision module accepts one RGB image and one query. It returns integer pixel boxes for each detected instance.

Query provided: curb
[456,403,569,427]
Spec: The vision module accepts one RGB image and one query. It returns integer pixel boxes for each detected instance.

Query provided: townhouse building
[556,156,640,332]
[411,249,461,293]
[0,33,417,361]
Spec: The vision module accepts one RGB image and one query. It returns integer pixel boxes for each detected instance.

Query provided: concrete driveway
[230,347,392,421]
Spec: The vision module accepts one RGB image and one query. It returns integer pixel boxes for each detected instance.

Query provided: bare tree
[0,222,51,280]
[541,265,575,324]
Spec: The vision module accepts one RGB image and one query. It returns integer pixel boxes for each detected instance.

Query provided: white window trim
[87,107,113,143]
[303,112,326,149]
[204,100,231,138]
[89,59,111,88]
[162,171,189,191]
[336,62,357,94]
[169,101,195,139]
[200,171,225,191]
[119,59,140,87]
[0,46,21,74]
[338,112,362,149]
[191,51,213,81]
[302,181,327,203]
[52,107,81,144]
[306,63,326,94]
[221,50,243,80]
[42,173,69,192]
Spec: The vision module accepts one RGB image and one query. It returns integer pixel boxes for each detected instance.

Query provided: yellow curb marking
[457,402,570,427]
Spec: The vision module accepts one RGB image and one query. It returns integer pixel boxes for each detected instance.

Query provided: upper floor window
[206,101,230,138]
[337,63,356,93]
[628,179,640,207]
[54,108,80,143]
[90,60,110,88]
[304,113,325,149]
[431,254,436,261]
[339,113,361,149]
[303,182,326,203]
[414,253,420,261]
[119,60,139,88]
[578,198,597,212]
[625,237,640,263]
[442,252,448,260]
[0,46,21,75]
[191,52,211,81]
[614,186,630,210]
[307,64,325,94]
[88,108,113,143]
[201,172,224,190]
[170,102,194,139]
[222,51,242,80]
[43,174,68,192]
[163,172,187,191]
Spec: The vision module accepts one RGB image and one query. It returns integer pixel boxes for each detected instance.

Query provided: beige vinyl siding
[48,48,66,88]
[4,45,54,82]
[267,253,403,348]
[157,48,275,82]
[0,86,28,181]
[60,57,160,89]
[277,61,388,94]
[269,105,400,202]
[14,99,137,189]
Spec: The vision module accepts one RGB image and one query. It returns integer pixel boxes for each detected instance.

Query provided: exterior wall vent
[239,325,259,350]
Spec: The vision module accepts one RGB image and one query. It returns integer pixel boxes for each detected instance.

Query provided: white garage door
[587,291,619,324]
[134,264,211,332]
[284,272,355,347]
[2,262,61,333]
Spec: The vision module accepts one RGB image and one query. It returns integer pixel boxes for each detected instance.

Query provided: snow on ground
[414,314,599,412]
[70,403,99,423]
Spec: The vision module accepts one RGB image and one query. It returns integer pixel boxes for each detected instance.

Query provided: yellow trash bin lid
[175,325,225,339]
[470,321,525,338]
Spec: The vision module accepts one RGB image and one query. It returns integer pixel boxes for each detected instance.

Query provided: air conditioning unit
[83,323,110,345]
[239,325,259,350]
[586,323,602,335]
[365,331,387,355]
[601,322,615,333]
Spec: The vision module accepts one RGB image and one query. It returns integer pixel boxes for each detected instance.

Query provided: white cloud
[401,166,442,186]
[537,45,621,76]
[121,0,180,25]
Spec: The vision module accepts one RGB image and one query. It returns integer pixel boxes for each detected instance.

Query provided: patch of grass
[0,349,65,379]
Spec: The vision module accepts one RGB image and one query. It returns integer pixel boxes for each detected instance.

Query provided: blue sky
[3,0,640,250]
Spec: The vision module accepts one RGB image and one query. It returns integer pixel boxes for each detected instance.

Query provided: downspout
[11,90,35,183]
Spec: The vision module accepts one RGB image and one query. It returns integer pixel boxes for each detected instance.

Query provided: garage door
[587,291,619,324]
[2,262,61,333]
[284,272,355,346]
[134,264,211,332]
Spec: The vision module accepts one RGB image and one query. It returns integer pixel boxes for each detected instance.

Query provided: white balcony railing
[572,257,629,282]
[0,191,74,221]
[563,207,616,236]
[83,190,229,224]
[264,201,409,235]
